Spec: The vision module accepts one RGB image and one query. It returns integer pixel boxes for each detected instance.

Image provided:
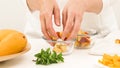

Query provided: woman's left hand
[62,0,86,40]
[62,0,102,40]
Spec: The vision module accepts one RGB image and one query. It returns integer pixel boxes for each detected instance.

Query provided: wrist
[26,0,40,12]
[84,0,103,14]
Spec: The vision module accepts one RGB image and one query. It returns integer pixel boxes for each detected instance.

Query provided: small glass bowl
[42,37,74,55]
[74,34,94,49]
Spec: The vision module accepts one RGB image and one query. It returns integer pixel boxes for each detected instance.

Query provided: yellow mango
[0,29,27,56]
[0,29,17,41]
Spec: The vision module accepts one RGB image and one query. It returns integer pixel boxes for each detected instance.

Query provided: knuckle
[40,14,44,19]
[41,29,46,34]
[67,18,72,23]
[74,28,79,34]
[41,27,45,32]
[40,12,46,16]
[69,10,75,15]
[40,14,43,18]
[62,9,67,15]
[67,22,71,27]
[45,13,51,17]
[41,11,51,17]
[47,24,53,30]
[56,7,60,12]
[76,13,81,17]
[46,26,50,30]
[62,11,65,16]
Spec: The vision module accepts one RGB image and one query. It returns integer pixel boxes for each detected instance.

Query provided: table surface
[0,39,103,68]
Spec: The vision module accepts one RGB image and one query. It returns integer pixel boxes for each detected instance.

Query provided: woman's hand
[27,0,60,40]
[62,0,102,40]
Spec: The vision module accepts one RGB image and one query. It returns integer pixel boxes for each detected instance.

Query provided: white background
[0,0,120,31]
[0,0,120,68]
[0,0,26,32]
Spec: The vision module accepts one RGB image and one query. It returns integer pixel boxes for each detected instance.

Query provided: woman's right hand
[27,0,60,40]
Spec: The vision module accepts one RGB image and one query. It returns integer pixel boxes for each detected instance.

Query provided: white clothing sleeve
[98,0,119,37]
[22,0,43,39]
[100,0,119,14]
[21,0,31,16]
[89,0,120,56]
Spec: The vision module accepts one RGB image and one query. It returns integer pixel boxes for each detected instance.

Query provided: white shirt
[22,0,120,38]
[22,0,120,55]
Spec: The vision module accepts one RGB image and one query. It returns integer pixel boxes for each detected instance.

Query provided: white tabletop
[0,38,102,68]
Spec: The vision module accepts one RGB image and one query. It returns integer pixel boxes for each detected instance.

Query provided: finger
[53,4,60,26]
[40,14,51,40]
[48,42,55,46]
[45,14,58,39]
[62,8,67,30]
[62,12,74,40]
[67,15,82,40]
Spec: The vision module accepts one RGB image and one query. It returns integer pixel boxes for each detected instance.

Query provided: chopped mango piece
[115,39,120,44]
[53,43,67,53]
[98,54,120,68]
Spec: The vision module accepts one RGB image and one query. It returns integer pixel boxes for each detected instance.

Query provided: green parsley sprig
[34,48,64,65]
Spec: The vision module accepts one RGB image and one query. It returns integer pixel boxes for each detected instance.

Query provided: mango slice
[99,54,120,67]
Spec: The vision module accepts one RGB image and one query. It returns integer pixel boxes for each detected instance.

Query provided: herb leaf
[34,48,64,65]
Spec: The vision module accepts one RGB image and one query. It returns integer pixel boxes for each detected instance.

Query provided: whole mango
[0,29,17,41]
[0,29,27,56]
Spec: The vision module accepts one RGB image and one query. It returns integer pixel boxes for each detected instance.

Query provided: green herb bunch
[34,48,64,65]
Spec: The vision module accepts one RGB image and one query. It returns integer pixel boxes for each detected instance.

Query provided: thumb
[53,5,60,26]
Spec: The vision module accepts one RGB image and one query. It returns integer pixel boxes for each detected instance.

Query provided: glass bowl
[42,37,74,55]
[74,34,94,49]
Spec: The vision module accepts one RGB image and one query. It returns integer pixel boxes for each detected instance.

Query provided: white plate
[0,43,31,62]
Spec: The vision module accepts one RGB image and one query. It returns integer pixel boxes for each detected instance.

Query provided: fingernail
[57,22,60,26]
[64,37,67,40]
[57,23,60,26]
[62,37,65,40]
[58,19,61,26]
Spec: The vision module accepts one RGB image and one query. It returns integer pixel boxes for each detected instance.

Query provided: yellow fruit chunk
[53,43,67,53]
[53,47,62,53]
[56,32,70,40]
[0,29,27,56]
[98,54,120,68]
[51,36,57,41]
[115,39,120,44]
[78,30,88,35]
[57,32,62,38]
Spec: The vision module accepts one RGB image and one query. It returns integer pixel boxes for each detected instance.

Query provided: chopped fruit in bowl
[43,37,74,55]
[53,43,67,53]
[42,31,74,55]
[74,30,93,49]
